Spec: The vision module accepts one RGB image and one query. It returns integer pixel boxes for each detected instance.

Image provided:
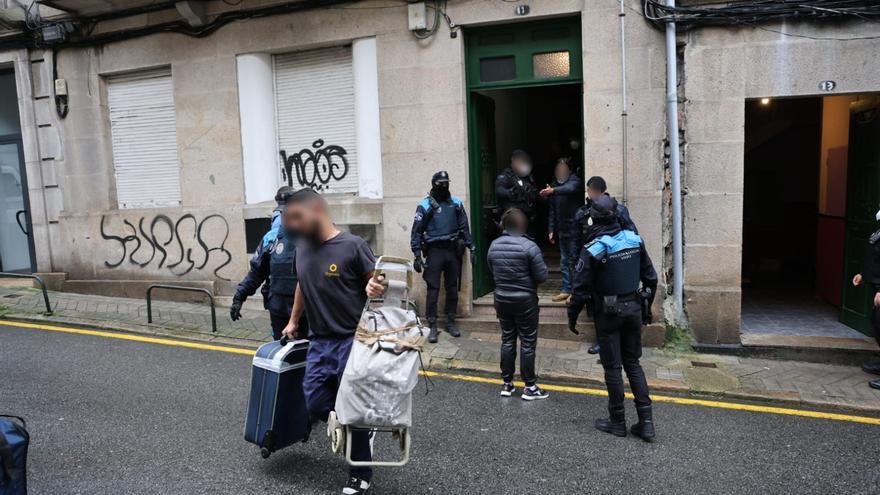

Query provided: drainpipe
[619,0,628,204]
[664,0,684,323]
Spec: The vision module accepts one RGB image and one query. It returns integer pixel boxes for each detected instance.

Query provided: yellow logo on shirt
[325,263,340,278]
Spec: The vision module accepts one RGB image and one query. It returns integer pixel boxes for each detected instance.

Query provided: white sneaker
[522,386,550,401]
[500,382,516,397]
[342,476,371,495]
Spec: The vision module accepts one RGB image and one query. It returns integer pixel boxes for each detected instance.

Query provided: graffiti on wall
[279,139,350,191]
[99,214,233,280]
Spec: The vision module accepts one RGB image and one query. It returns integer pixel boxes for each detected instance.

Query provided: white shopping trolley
[328,256,426,467]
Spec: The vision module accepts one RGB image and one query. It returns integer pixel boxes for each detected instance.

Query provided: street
[2,321,879,495]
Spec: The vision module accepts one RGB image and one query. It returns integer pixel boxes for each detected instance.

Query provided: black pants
[495,292,539,386]
[267,294,307,341]
[873,306,880,348]
[594,298,651,409]
[424,244,461,319]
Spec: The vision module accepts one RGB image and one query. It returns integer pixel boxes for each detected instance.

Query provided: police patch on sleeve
[414,212,423,222]
[275,242,284,254]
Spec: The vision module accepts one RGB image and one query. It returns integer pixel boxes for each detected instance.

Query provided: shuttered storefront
[274,46,358,195]
[107,69,181,209]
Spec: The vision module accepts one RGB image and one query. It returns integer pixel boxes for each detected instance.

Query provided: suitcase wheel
[260,447,271,459]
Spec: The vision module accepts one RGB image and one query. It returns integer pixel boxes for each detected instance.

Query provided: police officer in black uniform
[231,188,306,340]
[567,195,658,441]
[574,176,639,356]
[851,208,880,390]
[495,150,540,227]
[411,171,475,343]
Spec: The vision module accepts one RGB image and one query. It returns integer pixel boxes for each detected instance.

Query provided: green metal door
[467,93,497,297]
[841,98,880,336]
[464,16,584,298]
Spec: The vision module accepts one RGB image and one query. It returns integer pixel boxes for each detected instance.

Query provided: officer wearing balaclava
[851,207,880,391]
[495,149,540,222]
[410,171,475,343]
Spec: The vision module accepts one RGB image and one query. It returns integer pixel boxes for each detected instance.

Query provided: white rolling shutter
[274,46,358,195]
[107,69,181,209]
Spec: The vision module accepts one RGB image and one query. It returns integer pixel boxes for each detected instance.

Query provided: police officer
[574,176,638,355]
[495,150,540,226]
[411,171,475,343]
[575,176,638,247]
[567,195,658,442]
[851,207,880,390]
[231,186,306,340]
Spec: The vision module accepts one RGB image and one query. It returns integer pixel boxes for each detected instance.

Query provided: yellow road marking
[3,319,879,426]
[0,319,254,355]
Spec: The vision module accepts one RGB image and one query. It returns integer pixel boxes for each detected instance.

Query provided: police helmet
[432,170,451,186]
[589,195,618,223]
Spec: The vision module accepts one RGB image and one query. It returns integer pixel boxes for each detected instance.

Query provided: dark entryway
[742,94,880,341]
[465,17,583,298]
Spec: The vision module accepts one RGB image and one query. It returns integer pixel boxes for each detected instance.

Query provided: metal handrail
[146,284,216,333]
[0,272,52,314]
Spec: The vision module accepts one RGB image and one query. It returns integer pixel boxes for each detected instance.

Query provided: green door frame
[464,16,584,298]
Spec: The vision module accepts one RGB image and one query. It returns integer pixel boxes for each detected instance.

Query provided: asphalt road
[2,322,879,495]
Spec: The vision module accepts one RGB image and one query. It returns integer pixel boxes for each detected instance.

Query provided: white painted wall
[353,37,383,199]
[236,53,279,204]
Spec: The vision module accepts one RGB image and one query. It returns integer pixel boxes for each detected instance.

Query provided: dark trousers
[303,336,372,481]
[495,292,540,386]
[594,298,651,409]
[424,244,461,319]
[267,294,308,341]
[557,233,580,294]
[267,294,293,340]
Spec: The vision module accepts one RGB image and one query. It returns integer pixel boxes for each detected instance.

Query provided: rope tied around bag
[355,325,426,352]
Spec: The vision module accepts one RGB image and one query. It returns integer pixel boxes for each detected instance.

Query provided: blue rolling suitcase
[0,415,29,495]
[244,338,311,458]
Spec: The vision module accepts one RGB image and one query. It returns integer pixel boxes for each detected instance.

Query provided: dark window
[480,56,516,83]
[245,217,272,253]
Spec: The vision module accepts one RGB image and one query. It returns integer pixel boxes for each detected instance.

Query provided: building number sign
[818,80,836,92]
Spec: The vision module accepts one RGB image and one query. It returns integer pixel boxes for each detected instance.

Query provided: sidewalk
[2,284,879,414]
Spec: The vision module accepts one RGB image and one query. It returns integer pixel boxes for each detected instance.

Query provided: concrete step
[455,317,666,347]
[473,294,581,319]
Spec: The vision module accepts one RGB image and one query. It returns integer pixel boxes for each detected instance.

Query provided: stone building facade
[0,0,878,345]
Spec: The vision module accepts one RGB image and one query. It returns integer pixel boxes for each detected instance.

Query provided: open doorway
[742,94,880,341]
[464,16,584,298]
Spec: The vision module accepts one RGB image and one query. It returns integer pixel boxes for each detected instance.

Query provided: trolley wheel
[260,447,271,459]
[327,411,345,454]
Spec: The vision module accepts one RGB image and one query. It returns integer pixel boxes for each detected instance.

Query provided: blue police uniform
[233,227,304,340]
[568,218,658,435]
[410,194,474,321]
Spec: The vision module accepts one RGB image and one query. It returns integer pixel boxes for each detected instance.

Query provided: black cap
[589,195,618,223]
[432,170,450,184]
[586,176,607,192]
[275,186,295,204]
[511,149,531,162]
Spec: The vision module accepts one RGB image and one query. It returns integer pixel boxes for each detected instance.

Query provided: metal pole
[619,0,629,204]
[664,0,684,323]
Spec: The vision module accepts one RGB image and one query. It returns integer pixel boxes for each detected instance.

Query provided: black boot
[595,406,627,437]
[427,318,438,344]
[446,313,461,338]
[631,405,655,442]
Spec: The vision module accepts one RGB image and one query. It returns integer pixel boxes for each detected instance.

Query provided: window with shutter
[107,69,181,209]
[274,46,358,195]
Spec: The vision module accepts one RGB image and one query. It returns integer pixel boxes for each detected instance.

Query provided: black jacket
[575,196,638,245]
[487,231,548,296]
[548,174,584,238]
[495,168,540,216]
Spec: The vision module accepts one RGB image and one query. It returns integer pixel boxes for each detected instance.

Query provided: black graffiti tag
[99,214,233,281]
[279,139,349,191]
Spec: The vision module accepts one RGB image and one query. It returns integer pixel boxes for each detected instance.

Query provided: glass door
[0,137,34,272]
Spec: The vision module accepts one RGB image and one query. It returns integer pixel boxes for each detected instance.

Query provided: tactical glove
[230,297,243,321]
[413,253,424,273]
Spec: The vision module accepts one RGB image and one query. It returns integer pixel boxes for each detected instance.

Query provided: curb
[4,310,879,417]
